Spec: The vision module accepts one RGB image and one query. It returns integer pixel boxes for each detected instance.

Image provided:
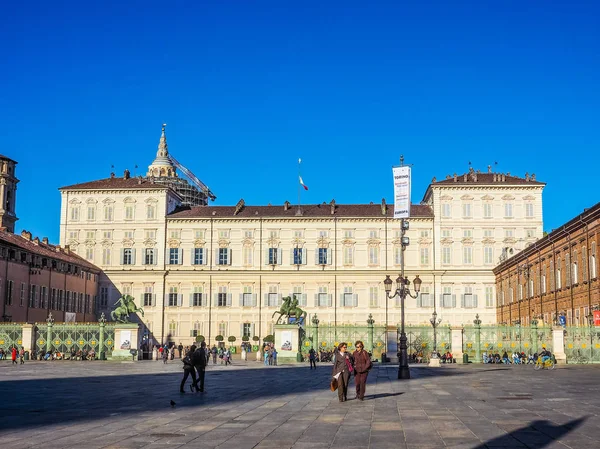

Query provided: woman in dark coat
[332,342,352,402]
[352,340,372,401]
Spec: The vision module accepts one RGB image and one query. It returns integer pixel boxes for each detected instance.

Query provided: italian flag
[299,176,309,191]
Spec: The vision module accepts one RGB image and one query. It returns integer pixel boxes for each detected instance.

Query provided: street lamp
[429,311,442,361]
[384,273,422,379]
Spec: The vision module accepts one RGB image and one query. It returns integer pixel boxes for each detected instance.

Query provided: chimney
[124,169,130,180]
[21,230,32,241]
[330,199,336,215]
[503,174,506,181]
[33,237,40,245]
[463,174,468,182]
[64,245,70,254]
[381,198,387,215]
[525,172,530,182]
[473,173,477,182]
[431,176,436,183]
[488,165,492,173]
[42,237,49,245]
[531,173,536,181]
[110,172,115,179]
[446,175,451,180]
[453,173,457,182]
[284,201,290,211]
[137,176,143,185]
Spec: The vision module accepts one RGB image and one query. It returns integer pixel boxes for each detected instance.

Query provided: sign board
[280,330,292,351]
[120,330,131,350]
[558,315,566,326]
[594,310,600,326]
[392,166,411,219]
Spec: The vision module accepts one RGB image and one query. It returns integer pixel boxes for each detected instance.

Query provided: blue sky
[3,1,599,242]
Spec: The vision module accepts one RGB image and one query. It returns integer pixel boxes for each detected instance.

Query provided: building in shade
[494,202,600,326]
[58,127,546,347]
[0,154,18,233]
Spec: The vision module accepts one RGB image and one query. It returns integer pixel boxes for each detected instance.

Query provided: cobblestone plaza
[1,360,600,449]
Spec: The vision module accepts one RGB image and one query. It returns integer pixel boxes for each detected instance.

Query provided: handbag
[345,357,354,373]
[330,378,338,391]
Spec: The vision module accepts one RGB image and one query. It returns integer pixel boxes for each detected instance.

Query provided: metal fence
[405,325,452,358]
[564,326,600,364]
[34,323,116,358]
[300,324,387,360]
[0,324,23,352]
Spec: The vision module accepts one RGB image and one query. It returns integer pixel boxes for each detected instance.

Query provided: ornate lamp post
[366,313,375,353]
[311,314,320,361]
[587,311,594,361]
[384,273,422,379]
[429,311,442,360]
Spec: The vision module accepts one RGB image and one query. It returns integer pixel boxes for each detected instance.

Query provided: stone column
[367,314,374,353]
[46,313,55,354]
[451,327,464,364]
[98,313,106,360]
[474,315,482,364]
[552,327,567,364]
[21,323,34,354]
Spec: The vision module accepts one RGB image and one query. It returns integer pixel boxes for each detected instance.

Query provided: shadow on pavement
[473,417,586,449]
[368,392,404,400]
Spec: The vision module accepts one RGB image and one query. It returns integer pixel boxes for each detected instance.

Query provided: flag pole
[297,158,301,213]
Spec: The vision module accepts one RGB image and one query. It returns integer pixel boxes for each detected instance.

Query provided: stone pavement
[1,359,600,449]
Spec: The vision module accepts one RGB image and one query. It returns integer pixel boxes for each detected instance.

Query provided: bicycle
[568,349,588,364]
[534,356,555,370]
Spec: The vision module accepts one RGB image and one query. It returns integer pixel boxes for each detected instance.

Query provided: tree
[228,336,236,343]
[264,334,274,343]
[241,335,250,342]
[252,335,259,343]
[215,335,224,342]
[195,335,205,343]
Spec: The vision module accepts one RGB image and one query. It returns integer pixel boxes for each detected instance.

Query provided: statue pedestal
[110,324,140,361]
[274,324,301,364]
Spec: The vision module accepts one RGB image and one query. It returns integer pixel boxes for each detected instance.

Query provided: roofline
[422,181,546,203]
[167,215,435,221]
[493,201,600,274]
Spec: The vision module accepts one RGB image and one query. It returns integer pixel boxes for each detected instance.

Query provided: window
[420,247,429,265]
[241,286,253,307]
[565,253,571,287]
[369,230,378,238]
[218,322,227,338]
[219,230,229,239]
[20,283,25,306]
[463,229,472,238]
[217,286,228,307]
[192,286,204,307]
[218,248,230,265]
[292,285,305,306]
[124,231,134,239]
[242,323,252,339]
[293,230,303,238]
[550,260,555,290]
[525,203,534,218]
[343,246,354,265]
[369,286,378,307]
[85,248,94,261]
[146,204,156,219]
[504,203,513,218]
[244,230,254,238]
[50,288,56,309]
[463,246,472,264]
[419,230,430,238]
[268,230,278,239]
[572,252,578,285]
[582,247,588,282]
[484,247,494,265]
[341,286,355,307]
[168,286,179,307]
[5,280,13,306]
[122,248,134,265]
[68,231,78,240]
[87,206,96,221]
[144,248,156,265]
[591,243,597,278]
[441,203,451,218]
[143,286,154,307]
[556,258,562,289]
[317,286,329,307]
[485,286,494,308]
[195,230,205,239]
[70,206,80,221]
[124,205,134,220]
[29,285,36,308]
[103,231,112,239]
[393,247,402,265]
[65,291,71,312]
[526,229,535,238]
[368,247,379,265]
[144,230,156,240]
[483,203,493,218]
[318,248,329,265]
[528,279,534,297]
[169,248,181,265]
[442,247,451,265]
[319,230,329,238]
[462,286,476,308]
[102,248,111,266]
[85,231,95,240]
[103,205,113,221]
[441,287,454,308]
[504,229,514,238]
[293,247,303,265]
[541,272,547,294]
[266,285,279,307]
[168,321,178,336]
[268,248,280,265]
[418,286,433,308]
[483,229,493,238]
[193,248,205,265]
[518,284,523,300]
[243,246,253,266]
[441,229,451,238]
[170,230,181,239]
[462,203,472,218]
[343,230,354,239]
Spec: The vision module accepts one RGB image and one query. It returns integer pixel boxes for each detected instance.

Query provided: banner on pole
[392,166,411,219]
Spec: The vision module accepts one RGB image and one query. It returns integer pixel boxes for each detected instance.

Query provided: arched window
[556,257,562,289]
[591,242,597,279]
[572,250,578,284]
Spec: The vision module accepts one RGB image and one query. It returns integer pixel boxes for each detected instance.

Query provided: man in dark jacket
[192,342,208,392]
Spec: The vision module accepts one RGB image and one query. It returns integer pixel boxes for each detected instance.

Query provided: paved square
[1,359,600,448]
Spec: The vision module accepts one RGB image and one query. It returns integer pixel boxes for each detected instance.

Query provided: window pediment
[102,198,115,204]
[145,197,158,204]
[481,194,494,201]
[167,238,181,248]
[86,198,98,204]
[502,194,515,201]
[122,239,135,248]
[123,197,137,204]
[440,195,453,201]
[523,195,535,201]
[460,194,474,201]
[440,237,453,245]
[218,239,230,248]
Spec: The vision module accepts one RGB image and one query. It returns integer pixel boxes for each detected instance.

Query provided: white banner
[392,166,411,219]
[120,331,131,350]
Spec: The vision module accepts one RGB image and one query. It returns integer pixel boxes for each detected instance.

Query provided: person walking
[11,346,17,365]
[332,342,352,402]
[19,347,25,365]
[180,345,198,393]
[268,347,274,366]
[352,340,372,401]
[263,348,269,366]
[223,348,232,366]
[177,342,184,359]
[309,348,317,369]
[211,345,218,364]
[162,345,169,364]
[192,342,207,392]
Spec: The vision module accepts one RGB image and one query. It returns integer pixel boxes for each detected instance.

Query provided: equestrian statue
[111,295,144,323]
[272,296,307,325]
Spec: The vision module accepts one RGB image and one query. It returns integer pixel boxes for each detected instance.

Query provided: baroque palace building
[58,127,545,346]
[494,202,599,326]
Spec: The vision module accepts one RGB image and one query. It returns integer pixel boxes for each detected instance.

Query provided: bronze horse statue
[272,296,307,324]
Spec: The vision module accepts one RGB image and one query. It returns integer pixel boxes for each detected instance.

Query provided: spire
[147,124,177,177]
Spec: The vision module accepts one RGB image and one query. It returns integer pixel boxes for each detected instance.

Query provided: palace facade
[59,127,546,346]
[494,202,600,326]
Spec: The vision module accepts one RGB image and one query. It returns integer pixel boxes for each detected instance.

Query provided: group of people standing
[2,347,25,364]
[263,344,278,366]
[331,340,372,402]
